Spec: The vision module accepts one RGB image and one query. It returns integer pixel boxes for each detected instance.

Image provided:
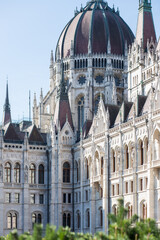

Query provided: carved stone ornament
[25,165,28,183]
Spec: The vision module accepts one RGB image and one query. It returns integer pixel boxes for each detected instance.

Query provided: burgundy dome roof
[56,0,135,59]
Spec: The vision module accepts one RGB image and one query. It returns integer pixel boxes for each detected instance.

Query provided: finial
[88,37,92,54]
[3,79,11,126]
[40,88,43,102]
[56,45,60,61]
[66,113,68,122]
[107,37,111,54]
[50,50,54,65]
[112,4,115,12]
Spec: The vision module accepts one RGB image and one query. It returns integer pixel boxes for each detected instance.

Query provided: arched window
[99,208,103,227]
[32,213,36,228]
[63,213,66,227]
[85,159,89,180]
[78,96,85,131]
[101,157,103,175]
[32,213,42,228]
[67,213,71,227]
[142,203,147,220]
[12,213,17,229]
[7,213,12,229]
[38,214,42,224]
[38,164,44,184]
[113,205,117,216]
[86,210,90,228]
[14,163,20,183]
[140,141,144,165]
[125,146,129,169]
[7,212,17,229]
[127,204,133,219]
[75,161,79,182]
[29,164,36,184]
[63,213,71,227]
[5,162,11,183]
[63,162,70,183]
[112,150,116,172]
[77,212,81,229]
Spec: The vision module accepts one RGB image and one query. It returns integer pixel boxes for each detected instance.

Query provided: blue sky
[0,0,159,122]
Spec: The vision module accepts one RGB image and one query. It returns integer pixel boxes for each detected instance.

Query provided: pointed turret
[54,62,74,131]
[136,0,156,51]
[3,81,11,126]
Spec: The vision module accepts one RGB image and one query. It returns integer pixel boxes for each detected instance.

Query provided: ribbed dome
[56,0,134,60]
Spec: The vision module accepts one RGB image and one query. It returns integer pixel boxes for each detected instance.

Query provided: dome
[56,0,135,60]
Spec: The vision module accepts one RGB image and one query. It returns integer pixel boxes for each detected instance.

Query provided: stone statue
[24,165,28,183]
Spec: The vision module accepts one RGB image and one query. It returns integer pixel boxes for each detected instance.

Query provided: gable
[28,125,45,144]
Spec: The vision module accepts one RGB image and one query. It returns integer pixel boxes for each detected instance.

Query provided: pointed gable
[105,104,120,127]
[28,125,45,144]
[4,123,21,142]
[82,120,92,139]
[59,99,74,131]
[137,95,147,116]
[115,102,133,125]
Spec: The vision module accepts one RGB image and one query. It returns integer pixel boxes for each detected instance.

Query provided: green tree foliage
[1,200,160,240]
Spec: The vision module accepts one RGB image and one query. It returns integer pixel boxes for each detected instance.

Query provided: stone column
[22,134,30,232]
[80,136,84,232]
[103,136,109,233]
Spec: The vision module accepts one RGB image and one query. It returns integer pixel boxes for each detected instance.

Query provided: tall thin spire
[57,61,68,100]
[3,80,11,126]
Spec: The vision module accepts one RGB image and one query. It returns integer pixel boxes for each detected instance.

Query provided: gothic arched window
[99,207,103,227]
[112,150,116,172]
[86,209,90,228]
[32,213,42,228]
[32,213,36,229]
[127,204,133,219]
[67,213,71,227]
[125,146,129,169]
[63,213,71,227]
[140,141,144,165]
[14,163,20,183]
[29,164,36,184]
[38,164,44,184]
[5,162,11,183]
[63,213,66,227]
[63,162,70,183]
[7,212,17,229]
[77,212,81,229]
[78,96,85,131]
[38,214,42,224]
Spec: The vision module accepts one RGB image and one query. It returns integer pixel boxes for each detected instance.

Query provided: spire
[136,0,156,51]
[3,80,11,126]
[57,62,68,100]
[55,62,74,131]
[50,50,54,67]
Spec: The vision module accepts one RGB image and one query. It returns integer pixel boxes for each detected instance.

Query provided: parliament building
[0,0,160,236]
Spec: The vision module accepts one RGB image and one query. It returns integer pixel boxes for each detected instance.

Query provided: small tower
[3,81,11,126]
[136,0,156,51]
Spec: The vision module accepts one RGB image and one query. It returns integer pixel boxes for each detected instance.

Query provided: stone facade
[0,0,160,236]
